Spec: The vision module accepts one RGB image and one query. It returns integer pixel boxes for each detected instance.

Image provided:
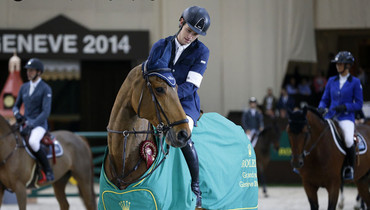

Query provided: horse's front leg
[13,182,27,210]
[326,184,340,210]
[355,175,370,208]
[303,181,319,210]
[0,183,4,207]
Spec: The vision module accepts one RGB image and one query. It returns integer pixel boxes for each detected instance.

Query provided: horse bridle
[290,119,328,160]
[0,124,24,167]
[106,70,189,187]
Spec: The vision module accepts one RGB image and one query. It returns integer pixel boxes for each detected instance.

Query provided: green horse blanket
[98,112,258,210]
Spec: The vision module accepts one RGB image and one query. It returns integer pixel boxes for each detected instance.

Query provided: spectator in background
[262,87,277,118]
[241,97,264,146]
[286,77,298,96]
[357,65,367,86]
[313,71,327,94]
[276,87,295,118]
[313,71,327,106]
[298,77,312,105]
[298,77,312,96]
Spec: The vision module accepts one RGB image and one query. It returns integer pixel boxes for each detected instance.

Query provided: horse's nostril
[177,130,189,141]
[299,160,304,168]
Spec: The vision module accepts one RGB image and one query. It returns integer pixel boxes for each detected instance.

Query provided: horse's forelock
[288,110,307,134]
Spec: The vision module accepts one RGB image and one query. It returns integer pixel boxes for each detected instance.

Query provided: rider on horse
[12,58,54,182]
[318,51,363,180]
[241,97,264,146]
[143,6,210,208]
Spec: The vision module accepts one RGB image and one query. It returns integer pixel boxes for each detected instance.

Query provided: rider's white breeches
[186,115,194,133]
[29,126,46,152]
[338,120,354,148]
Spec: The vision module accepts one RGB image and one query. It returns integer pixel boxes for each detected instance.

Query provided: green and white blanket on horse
[98,112,258,210]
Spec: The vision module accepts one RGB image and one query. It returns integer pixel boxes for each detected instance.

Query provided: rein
[291,121,329,160]
[106,70,188,188]
[0,124,24,167]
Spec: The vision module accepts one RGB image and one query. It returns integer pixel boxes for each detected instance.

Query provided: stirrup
[45,171,55,182]
[195,194,202,208]
[191,182,202,208]
[343,166,354,180]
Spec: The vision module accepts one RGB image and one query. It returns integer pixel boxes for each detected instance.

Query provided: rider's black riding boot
[181,140,202,208]
[34,149,54,182]
[343,144,356,180]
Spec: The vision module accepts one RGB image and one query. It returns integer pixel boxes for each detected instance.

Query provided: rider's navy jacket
[147,35,210,124]
[318,75,363,122]
[13,80,52,129]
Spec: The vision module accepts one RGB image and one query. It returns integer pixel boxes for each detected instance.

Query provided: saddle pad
[98,112,258,210]
[327,119,367,155]
[25,140,64,159]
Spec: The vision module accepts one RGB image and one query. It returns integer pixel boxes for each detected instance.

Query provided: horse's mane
[0,115,11,130]
[305,105,326,122]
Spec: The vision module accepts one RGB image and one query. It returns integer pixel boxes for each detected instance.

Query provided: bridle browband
[106,69,188,187]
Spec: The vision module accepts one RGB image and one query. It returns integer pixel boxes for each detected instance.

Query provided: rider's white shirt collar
[174,38,190,64]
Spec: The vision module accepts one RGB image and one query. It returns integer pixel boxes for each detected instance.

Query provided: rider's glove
[317,108,327,115]
[15,113,25,124]
[20,125,33,137]
[334,105,346,113]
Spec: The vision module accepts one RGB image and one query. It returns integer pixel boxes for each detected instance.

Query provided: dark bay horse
[104,64,190,190]
[0,115,96,210]
[254,115,287,197]
[287,106,370,210]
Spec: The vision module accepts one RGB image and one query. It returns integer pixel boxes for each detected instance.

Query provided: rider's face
[27,68,39,81]
[336,63,346,73]
[177,23,199,45]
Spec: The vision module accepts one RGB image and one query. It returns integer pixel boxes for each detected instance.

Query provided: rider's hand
[15,113,25,124]
[317,108,327,115]
[334,105,346,112]
[20,125,32,137]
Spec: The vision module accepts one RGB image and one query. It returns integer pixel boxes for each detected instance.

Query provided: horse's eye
[155,87,165,94]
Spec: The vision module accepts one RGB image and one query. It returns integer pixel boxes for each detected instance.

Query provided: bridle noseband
[106,69,188,187]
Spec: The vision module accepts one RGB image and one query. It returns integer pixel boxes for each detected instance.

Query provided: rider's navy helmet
[180,6,210,36]
[331,51,355,64]
[24,58,44,73]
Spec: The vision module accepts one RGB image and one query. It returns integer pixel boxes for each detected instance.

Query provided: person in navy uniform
[143,6,210,207]
[13,58,54,182]
[241,97,264,145]
[318,51,363,180]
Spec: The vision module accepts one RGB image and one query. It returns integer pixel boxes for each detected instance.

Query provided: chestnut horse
[255,115,287,197]
[0,115,96,210]
[287,106,370,210]
[103,65,190,189]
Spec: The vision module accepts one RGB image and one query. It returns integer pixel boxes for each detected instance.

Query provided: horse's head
[261,115,282,151]
[287,107,309,169]
[131,67,190,148]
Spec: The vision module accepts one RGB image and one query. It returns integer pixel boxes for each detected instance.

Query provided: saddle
[22,132,58,164]
[327,119,367,156]
[23,132,64,188]
[40,132,57,164]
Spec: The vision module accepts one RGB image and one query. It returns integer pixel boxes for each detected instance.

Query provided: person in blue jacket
[13,58,54,182]
[143,6,210,208]
[318,51,363,180]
